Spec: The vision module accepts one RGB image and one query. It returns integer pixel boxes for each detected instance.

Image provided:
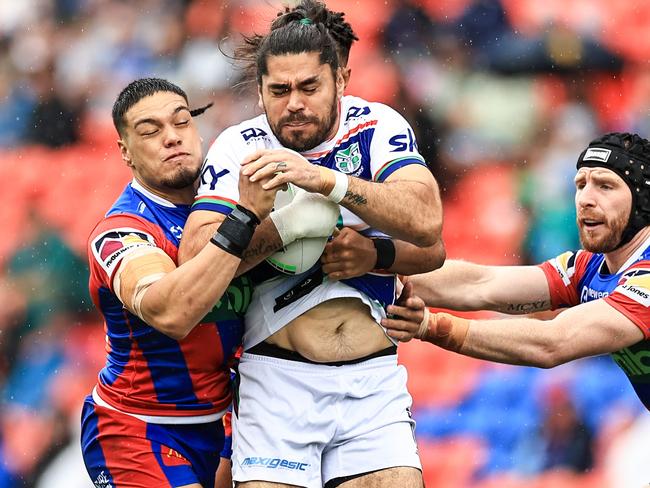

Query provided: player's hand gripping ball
[266,183,339,274]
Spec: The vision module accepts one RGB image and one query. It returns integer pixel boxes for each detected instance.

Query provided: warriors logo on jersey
[334,142,362,174]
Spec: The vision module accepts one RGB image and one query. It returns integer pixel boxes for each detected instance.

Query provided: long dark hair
[234,1,345,85]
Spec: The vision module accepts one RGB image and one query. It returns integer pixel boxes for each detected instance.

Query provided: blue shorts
[81,395,224,487]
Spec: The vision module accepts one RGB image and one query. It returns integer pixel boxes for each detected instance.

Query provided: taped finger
[416,308,430,339]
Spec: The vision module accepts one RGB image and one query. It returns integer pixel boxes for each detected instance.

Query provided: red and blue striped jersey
[87,180,248,419]
[540,241,650,410]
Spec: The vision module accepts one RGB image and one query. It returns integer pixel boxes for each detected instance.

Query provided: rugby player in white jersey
[179,3,444,487]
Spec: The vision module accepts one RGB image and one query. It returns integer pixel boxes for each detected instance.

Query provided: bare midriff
[265,297,393,362]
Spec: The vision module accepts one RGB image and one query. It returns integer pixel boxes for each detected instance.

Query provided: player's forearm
[178,214,283,275]
[342,177,441,247]
[408,260,497,310]
[178,219,218,264]
[237,219,284,275]
[460,317,566,368]
[140,243,241,339]
[389,239,445,275]
[421,298,645,368]
[466,300,647,366]
[410,261,552,314]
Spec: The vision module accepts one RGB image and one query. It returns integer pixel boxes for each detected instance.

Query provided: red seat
[346,46,400,105]
[325,0,392,44]
[231,3,283,36]
[442,164,527,264]
[421,0,471,22]
[418,436,486,488]
[399,336,485,408]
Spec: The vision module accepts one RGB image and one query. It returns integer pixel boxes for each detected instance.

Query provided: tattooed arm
[242,150,442,247]
[340,164,442,247]
[406,260,552,314]
[178,210,283,275]
[383,298,643,367]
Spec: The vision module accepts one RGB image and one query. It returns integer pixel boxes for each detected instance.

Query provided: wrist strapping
[210,205,260,258]
[373,238,396,269]
[327,170,348,203]
[422,312,470,353]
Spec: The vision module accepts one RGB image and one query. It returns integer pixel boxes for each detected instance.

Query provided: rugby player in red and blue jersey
[80,78,278,488]
[384,132,650,412]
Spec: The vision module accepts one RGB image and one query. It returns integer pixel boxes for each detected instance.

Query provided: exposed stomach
[265,297,393,362]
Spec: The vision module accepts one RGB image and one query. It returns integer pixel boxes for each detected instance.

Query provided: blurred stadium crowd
[1,0,650,486]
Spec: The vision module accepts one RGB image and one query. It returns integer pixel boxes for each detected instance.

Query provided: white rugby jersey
[193,95,428,348]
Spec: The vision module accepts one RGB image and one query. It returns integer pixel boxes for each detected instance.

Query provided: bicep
[113,247,176,317]
[178,210,226,263]
[384,164,437,190]
[550,299,645,361]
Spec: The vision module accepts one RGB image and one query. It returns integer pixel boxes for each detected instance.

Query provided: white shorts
[231,351,421,488]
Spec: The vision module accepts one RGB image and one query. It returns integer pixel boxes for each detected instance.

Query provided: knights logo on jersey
[92,228,156,274]
[93,470,113,488]
[334,142,362,174]
[617,268,650,307]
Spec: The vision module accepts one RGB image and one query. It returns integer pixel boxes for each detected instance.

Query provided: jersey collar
[130,179,178,208]
[610,233,650,275]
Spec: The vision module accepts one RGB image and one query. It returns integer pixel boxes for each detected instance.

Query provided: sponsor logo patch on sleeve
[617,269,650,307]
[549,251,577,286]
[91,228,157,275]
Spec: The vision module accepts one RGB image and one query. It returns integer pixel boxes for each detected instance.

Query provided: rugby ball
[265,184,330,275]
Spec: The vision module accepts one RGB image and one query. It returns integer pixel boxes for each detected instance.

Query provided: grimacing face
[574,167,632,253]
[259,51,345,152]
[118,91,203,192]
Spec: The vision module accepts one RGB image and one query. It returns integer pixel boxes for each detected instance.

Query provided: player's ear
[257,87,264,111]
[336,68,345,99]
[117,139,133,168]
[342,67,351,89]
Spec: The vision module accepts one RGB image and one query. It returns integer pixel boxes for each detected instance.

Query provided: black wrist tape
[210,204,260,257]
[231,204,260,227]
[373,238,396,270]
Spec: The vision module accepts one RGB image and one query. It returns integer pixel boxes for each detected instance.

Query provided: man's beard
[161,165,201,190]
[269,95,338,152]
[578,212,628,253]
